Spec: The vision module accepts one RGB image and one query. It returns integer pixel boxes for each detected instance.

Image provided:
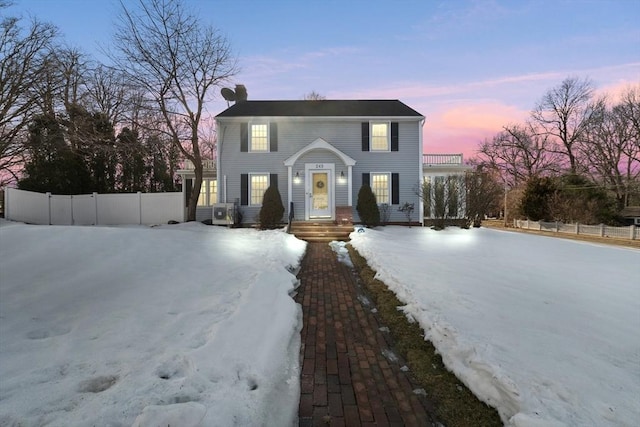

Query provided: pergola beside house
[422,154,473,220]
[177,159,218,222]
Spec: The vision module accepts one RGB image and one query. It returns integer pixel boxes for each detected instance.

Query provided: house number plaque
[315,164,324,169]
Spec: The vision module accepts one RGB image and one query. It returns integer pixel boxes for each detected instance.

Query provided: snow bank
[349,226,640,427]
[0,221,307,426]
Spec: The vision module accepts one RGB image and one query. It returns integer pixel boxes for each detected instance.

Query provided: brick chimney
[235,85,247,102]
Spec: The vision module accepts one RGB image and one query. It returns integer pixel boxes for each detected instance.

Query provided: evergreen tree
[356,184,380,227]
[259,185,284,229]
[118,127,147,192]
[18,115,92,194]
[519,176,556,221]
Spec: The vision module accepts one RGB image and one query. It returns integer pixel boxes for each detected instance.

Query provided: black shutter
[241,174,248,205]
[270,123,278,152]
[240,123,248,152]
[361,122,369,151]
[270,173,278,190]
[392,173,399,204]
[362,173,370,187]
[391,122,399,151]
[185,179,192,207]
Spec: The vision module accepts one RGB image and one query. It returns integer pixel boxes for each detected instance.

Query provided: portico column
[287,165,293,217]
[347,165,353,206]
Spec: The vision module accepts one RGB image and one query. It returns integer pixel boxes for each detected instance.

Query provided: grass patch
[347,245,503,427]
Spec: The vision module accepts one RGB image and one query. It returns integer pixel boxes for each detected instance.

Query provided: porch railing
[423,154,464,165]
[180,159,217,171]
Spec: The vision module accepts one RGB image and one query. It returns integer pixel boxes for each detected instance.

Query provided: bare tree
[0,6,58,185]
[464,167,503,227]
[110,0,237,220]
[531,76,597,174]
[581,87,640,208]
[303,91,326,101]
[477,122,560,187]
[419,175,465,229]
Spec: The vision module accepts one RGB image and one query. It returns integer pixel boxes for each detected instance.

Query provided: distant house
[620,206,640,226]
[422,154,472,220]
[206,97,426,225]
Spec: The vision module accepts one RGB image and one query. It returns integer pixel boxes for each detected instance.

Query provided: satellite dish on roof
[221,87,236,106]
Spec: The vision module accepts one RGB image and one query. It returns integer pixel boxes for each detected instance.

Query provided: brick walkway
[295,243,439,427]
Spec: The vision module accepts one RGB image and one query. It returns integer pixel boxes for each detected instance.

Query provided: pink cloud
[423,102,529,160]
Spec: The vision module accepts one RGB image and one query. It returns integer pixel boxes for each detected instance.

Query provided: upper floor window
[241,122,278,152]
[250,124,268,152]
[371,122,390,151]
[362,121,398,152]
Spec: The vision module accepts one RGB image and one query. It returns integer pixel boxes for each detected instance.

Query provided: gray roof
[620,206,640,217]
[216,100,424,118]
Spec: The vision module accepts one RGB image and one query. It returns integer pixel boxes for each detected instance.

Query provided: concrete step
[290,221,353,242]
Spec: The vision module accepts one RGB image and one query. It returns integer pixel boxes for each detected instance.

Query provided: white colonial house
[185,98,427,226]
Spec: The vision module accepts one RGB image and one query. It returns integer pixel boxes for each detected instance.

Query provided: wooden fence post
[46,192,52,225]
[631,225,637,240]
[600,223,605,237]
[94,193,99,225]
[575,222,579,235]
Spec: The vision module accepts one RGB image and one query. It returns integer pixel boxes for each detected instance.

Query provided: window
[250,174,269,206]
[196,179,218,206]
[362,122,398,151]
[250,124,268,152]
[370,122,390,151]
[371,173,390,204]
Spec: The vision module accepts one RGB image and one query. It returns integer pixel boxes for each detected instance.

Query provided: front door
[309,170,332,218]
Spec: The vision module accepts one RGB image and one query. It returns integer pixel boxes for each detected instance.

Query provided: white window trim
[249,172,270,206]
[370,121,391,152]
[370,172,391,205]
[249,122,270,153]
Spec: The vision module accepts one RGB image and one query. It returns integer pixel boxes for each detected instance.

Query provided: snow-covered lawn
[0,221,306,427]
[349,226,640,427]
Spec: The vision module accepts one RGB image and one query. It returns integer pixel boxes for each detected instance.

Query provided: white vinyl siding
[250,173,269,206]
[371,172,390,204]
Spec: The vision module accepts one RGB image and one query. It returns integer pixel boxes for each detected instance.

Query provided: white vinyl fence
[514,219,637,240]
[3,188,184,226]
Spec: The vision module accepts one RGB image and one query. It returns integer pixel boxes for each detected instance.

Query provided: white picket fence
[3,188,184,226]
[514,219,637,240]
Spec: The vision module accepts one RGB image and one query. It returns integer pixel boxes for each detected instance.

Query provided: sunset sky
[10,0,640,160]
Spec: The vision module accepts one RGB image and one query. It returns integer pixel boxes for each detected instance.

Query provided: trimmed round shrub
[259,185,285,229]
[356,184,380,227]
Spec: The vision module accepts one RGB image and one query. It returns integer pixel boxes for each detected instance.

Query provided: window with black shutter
[240,123,248,152]
[269,123,278,152]
[391,122,399,151]
[241,174,248,205]
[391,173,399,204]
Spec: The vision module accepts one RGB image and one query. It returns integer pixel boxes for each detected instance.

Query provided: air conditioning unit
[212,203,235,225]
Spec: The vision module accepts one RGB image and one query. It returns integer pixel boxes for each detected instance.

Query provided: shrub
[258,185,284,229]
[520,176,556,221]
[356,184,380,227]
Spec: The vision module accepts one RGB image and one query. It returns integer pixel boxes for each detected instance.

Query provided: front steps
[289,221,353,242]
